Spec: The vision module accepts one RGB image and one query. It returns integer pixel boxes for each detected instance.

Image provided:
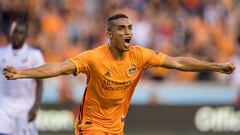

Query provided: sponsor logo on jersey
[102,79,133,91]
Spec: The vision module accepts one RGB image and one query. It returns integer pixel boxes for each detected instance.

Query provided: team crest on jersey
[127,65,138,77]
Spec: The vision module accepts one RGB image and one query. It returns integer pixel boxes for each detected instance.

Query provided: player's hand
[28,106,38,122]
[218,63,235,74]
[3,66,19,80]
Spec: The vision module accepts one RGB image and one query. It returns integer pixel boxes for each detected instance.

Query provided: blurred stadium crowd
[0,0,240,103]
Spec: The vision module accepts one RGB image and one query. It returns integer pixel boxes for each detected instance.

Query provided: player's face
[109,18,132,52]
[10,24,27,49]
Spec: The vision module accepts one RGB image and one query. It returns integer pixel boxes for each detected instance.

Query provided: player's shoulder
[130,45,145,50]
[129,45,148,54]
[84,44,108,61]
[24,44,43,56]
[0,44,11,56]
[94,44,107,51]
[80,48,97,56]
[88,44,107,56]
[0,44,10,51]
[130,45,162,54]
[76,45,104,59]
[129,45,165,59]
[23,44,44,60]
[25,44,41,52]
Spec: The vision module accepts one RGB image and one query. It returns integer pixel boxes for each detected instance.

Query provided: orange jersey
[69,44,166,133]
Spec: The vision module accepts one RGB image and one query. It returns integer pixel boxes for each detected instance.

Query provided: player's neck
[108,44,126,60]
[12,44,24,50]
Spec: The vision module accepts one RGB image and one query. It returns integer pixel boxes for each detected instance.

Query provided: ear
[106,31,112,39]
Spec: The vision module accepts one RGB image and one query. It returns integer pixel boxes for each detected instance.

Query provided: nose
[124,28,131,35]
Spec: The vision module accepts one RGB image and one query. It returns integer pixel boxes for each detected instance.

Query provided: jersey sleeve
[69,50,92,75]
[140,47,167,69]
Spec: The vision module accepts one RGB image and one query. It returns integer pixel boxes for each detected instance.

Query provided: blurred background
[1,0,240,135]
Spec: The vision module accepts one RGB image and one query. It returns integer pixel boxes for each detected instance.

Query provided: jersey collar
[8,43,28,56]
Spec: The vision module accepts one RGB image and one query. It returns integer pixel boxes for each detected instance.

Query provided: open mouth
[125,38,131,43]
[123,37,131,49]
[124,38,131,49]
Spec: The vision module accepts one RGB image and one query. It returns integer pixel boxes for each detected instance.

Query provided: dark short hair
[107,14,129,31]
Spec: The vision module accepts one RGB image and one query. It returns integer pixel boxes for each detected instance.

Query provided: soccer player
[3,14,235,135]
[0,20,44,135]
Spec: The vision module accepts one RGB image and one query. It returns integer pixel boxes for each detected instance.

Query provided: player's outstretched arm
[161,56,235,74]
[3,60,76,80]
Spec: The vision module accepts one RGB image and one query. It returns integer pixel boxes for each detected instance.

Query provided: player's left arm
[160,55,235,74]
[28,79,43,122]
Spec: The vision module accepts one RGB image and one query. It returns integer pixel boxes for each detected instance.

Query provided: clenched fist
[3,66,19,80]
[219,63,235,74]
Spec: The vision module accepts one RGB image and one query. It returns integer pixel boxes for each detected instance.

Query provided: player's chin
[123,43,130,50]
[122,47,129,51]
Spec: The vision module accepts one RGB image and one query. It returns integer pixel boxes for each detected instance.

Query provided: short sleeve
[69,50,92,75]
[140,47,166,69]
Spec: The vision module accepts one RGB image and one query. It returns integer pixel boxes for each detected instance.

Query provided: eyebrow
[117,24,132,27]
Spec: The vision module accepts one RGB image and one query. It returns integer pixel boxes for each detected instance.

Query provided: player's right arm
[3,61,76,80]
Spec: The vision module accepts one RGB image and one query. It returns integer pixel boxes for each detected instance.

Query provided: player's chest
[0,53,32,69]
[94,59,140,80]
